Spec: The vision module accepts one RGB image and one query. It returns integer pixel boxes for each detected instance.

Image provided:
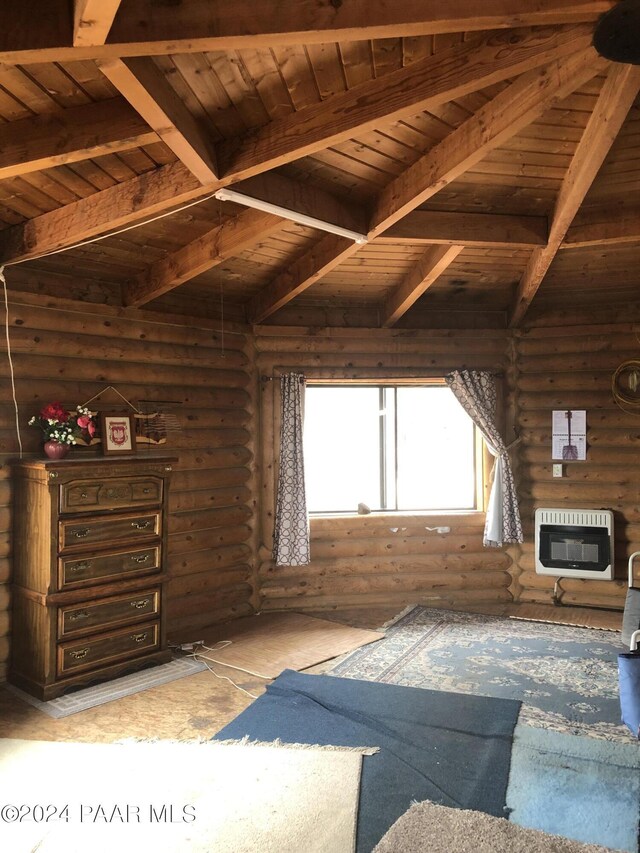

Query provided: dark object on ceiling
[593,0,640,64]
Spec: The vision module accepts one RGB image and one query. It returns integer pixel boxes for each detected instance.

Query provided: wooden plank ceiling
[0,1,639,328]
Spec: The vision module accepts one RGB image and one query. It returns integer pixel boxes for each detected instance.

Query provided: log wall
[254,326,513,612]
[509,322,638,610]
[0,288,257,680]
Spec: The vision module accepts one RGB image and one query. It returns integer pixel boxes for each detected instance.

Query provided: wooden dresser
[10,455,176,700]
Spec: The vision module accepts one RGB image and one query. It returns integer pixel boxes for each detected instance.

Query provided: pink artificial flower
[77,414,96,437]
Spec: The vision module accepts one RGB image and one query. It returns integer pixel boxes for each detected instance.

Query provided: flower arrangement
[28,402,97,446]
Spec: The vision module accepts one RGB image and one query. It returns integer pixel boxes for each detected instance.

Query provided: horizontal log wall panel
[6,353,249,390]
[169,485,252,513]
[259,587,514,613]
[0,380,250,410]
[510,320,640,610]
[255,326,511,612]
[169,544,252,579]
[0,289,257,672]
[168,524,253,556]
[1,326,249,370]
[259,550,512,580]
[167,603,254,639]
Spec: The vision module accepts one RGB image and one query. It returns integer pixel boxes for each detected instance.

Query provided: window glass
[395,387,475,510]
[304,387,382,512]
[304,384,478,513]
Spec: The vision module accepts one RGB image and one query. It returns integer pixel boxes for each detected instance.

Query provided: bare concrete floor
[0,603,622,744]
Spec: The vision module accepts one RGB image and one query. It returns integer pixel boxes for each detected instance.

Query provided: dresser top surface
[14,454,178,471]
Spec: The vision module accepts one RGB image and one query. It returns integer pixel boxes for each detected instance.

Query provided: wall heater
[535,507,614,581]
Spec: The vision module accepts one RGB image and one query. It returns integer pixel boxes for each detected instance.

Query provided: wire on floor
[182,640,273,700]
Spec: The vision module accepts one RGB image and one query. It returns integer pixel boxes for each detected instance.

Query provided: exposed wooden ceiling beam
[0,2,612,64]
[369,48,603,237]
[563,206,640,249]
[0,162,204,265]
[0,164,364,268]
[0,24,592,270]
[378,211,548,249]
[96,57,218,183]
[247,235,361,324]
[378,206,640,251]
[509,63,640,328]
[0,97,158,181]
[220,25,593,181]
[381,245,465,328]
[124,209,285,307]
[74,0,122,47]
[246,47,600,324]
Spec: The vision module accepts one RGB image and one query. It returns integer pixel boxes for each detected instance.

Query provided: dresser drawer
[58,588,161,638]
[58,544,161,590]
[60,477,163,514]
[57,621,160,676]
[59,512,161,551]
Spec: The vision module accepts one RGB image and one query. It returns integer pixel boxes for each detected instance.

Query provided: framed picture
[100,413,136,454]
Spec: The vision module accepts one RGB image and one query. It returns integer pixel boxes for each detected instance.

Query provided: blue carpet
[213,668,521,853]
[506,724,640,852]
[332,606,632,742]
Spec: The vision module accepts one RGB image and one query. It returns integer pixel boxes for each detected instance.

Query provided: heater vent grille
[536,508,611,528]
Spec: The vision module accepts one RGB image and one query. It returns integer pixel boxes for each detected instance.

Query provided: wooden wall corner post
[247,337,262,614]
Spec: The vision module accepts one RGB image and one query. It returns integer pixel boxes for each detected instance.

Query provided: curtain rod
[260,371,504,382]
[261,375,305,382]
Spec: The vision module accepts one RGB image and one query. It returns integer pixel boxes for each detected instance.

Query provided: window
[304,384,480,514]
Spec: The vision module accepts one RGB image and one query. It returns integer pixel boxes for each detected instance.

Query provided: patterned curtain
[445,369,523,548]
[273,373,310,566]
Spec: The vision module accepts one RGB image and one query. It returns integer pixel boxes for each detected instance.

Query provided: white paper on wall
[552,409,586,460]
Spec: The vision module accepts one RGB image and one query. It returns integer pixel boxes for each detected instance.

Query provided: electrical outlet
[552,464,563,478]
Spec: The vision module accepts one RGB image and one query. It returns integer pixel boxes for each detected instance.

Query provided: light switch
[552,464,563,478]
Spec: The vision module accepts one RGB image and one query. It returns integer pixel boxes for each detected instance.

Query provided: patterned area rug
[331,606,633,743]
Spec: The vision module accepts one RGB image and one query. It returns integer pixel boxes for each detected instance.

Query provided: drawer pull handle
[68,610,90,622]
[70,648,90,660]
[130,599,150,610]
[131,632,148,644]
[131,554,150,563]
[80,492,88,499]
[69,561,91,573]
[73,528,90,538]
[131,520,152,530]
[143,488,151,494]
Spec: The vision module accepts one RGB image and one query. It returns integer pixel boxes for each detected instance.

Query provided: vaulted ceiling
[1,1,639,328]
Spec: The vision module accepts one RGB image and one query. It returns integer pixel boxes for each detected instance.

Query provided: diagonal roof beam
[97,57,218,183]
[0,97,158,180]
[369,48,604,236]
[247,235,361,324]
[509,63,640,327]
[248,48,602,325]
[220,25,593,180]
[124,209,285,307]
[381,245,465,327]
[0,162,204,265]
[74,0,122,47]
[0,3,613,64]
[0,26,584,268]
